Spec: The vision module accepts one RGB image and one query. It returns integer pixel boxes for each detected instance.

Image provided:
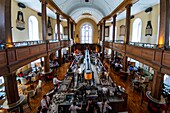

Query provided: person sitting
[86,98,94,113]
[37,106,43,113]
[41,95,50,113]
[97,98,112,113]
[53,77,61,89]
[19,70,24,77]
[69,101,82,113]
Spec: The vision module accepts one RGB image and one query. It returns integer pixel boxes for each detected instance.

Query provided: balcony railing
[49,39,59,43]
[129,42,157,49]
[114,40,124,44]
[0,44,6,50]
[13,40,45,47]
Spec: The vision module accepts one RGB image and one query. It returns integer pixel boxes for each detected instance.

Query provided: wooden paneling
[126,45,142,56]
[161,66,170,75]
[104,42,113,48]
[39,44,46,52]
[49,42,60,51]
[7,49,16,63]
[154,50,163,64]
[9,53,47,73]
[16,48,30,61]
[113,43,125,53]
[0,51,7,67]
[162,51,170,68]
[141,48,155,61]
[30,46,40,55]
[126,45,156,61]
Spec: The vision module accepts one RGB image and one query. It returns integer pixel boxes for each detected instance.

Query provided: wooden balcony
[103,41,113,48]
[48,41,60,52]
[113,43,125,54]
[0,50,8,75]
[103,41,169,74]
[126,45,163,70]
[162,50,170,75]
[7,44,47,72]
[0,40,72,75]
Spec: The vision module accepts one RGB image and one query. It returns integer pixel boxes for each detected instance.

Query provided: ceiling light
[82,13,92,16]
[85,0,89,2]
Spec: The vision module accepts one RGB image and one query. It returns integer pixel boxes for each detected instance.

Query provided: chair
[141,90,148,105]
[133,82,141,92]
[35,80,42,92]
[160,104,168,113]
[25,84,37,98]
[160,99,169,113]
[149,102,159,113]
[22,93,31,110]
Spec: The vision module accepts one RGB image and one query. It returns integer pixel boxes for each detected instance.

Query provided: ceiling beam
[98,0,139,25]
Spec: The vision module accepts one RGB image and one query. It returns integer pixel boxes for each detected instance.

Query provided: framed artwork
[16,11,25,30]
[105,26,109,37]
[120,25,126,36]
[64,27,68,35]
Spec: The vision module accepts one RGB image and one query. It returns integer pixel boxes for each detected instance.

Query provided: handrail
[0,44,6,50]
[114,40,124,44]
[129,42,157,49]
[49,39,59,43]
[13,40,45,47]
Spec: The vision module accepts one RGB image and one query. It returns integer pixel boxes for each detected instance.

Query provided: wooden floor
[1,61,170,113]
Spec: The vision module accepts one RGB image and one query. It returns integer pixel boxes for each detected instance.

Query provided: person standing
[41,95,50,113]
[53,76,62,89]
[97,98,112,113]
[69,101,82,113]
[86,98,94,113]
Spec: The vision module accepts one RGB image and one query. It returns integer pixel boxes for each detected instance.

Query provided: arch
[132,18,142,42]
[55,24,63,34]
[28,16,39,41]
[80,23,93,43]
[55,24,64,40]
[109,26,117,41]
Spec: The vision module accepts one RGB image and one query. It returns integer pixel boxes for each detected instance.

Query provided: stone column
[123,4,132,72]
[56,14,62,66]
[112,15,117,42]
[0,0,13,47]
[41,0,50,73]
[67,19,70,40]
[111,15,117,60]
[102,21,106,62]
[151,71,164,100]
[158,0,170,48]
[4,73,19,105]
[70,22,74,40]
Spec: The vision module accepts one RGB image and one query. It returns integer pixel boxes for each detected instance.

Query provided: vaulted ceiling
[15,0,160,23]
[53,0,124,23]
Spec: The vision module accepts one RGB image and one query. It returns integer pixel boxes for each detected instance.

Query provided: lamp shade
[84,72,92,80]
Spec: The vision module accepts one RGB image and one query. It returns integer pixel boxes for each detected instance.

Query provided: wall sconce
[18,2,26,10]
[145,7,152,14]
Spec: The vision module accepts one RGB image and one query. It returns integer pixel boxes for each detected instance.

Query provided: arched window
[28,16,39,41]
[109,26,117,41]
[55,24,63,34]
[81,23,93,43]
[55,24,63,40]
[132,18,142,42]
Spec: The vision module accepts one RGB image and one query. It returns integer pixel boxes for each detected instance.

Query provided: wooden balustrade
[113,43,125,54]
[103,42,170,74]
[0,40,72,75]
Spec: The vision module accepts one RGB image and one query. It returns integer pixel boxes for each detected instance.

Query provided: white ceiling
[15,0,160,23]
[116,0,160,21]
[53,0,124,23]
